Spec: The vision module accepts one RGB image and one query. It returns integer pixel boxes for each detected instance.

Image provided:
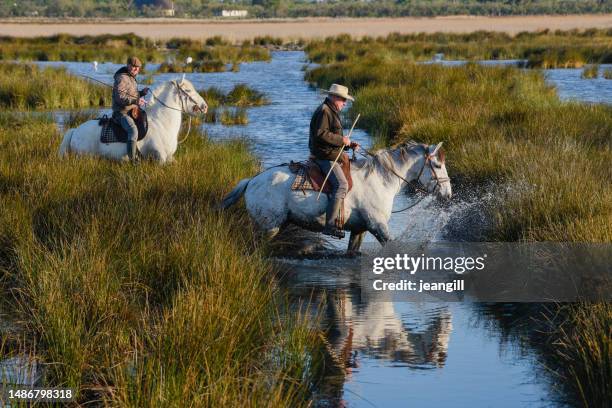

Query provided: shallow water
[35,52,611,406]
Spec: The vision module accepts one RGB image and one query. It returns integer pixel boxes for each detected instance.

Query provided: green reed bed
[0,63,110,109]
[306,29,612,68]
[221,108,249,126]
[0,34,271,67]
[200,84,269,108]
[305,51,611,406]
[0,113,325,405]
[581,65,600,79]
[0,33,162,63]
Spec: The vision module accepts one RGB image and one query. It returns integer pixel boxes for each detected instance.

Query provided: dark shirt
[309,98,344,160]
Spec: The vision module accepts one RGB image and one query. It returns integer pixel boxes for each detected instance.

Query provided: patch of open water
[31,51,610,406]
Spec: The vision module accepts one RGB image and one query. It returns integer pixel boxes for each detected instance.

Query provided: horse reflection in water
[324,288,452,371]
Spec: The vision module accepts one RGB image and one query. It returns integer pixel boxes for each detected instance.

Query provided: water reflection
[324,289,452,369]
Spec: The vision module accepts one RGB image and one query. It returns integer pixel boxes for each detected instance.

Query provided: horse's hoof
[345,250,362,258]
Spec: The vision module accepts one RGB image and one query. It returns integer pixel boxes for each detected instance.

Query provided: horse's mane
[359,140,427,182]
[146,81,172,108]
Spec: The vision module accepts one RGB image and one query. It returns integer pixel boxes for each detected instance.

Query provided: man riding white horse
[309,84,359,239]
[112,56,150,162]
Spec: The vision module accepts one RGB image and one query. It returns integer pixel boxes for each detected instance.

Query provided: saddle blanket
[99,109,148,144]
[289,156,353,194]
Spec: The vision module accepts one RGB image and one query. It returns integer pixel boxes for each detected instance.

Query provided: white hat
[323,83,354,102]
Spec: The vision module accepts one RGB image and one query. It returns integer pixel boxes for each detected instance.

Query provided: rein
[358,146,450,213]
[79,74,203,117]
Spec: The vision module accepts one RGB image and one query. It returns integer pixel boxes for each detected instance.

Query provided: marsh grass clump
[0,63,110,109]
[545,303,611,408]
[199,84,270,109]
[0,113,324,405]
[603,68,612,79]
[581,65,600,79]
[221,108,249,125]
[226,84,270,107]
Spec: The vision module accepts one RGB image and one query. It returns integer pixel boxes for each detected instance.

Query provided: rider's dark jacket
[309,97,344,161]
[112,67,145,115]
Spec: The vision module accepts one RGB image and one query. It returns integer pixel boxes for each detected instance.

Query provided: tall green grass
[0,34,271,66]
[199,84,269,108]
[306,29,612,68]
[0,113,325,405]
[0,63,110,109]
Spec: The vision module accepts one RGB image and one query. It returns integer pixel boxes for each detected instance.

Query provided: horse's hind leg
[347,230,366,256]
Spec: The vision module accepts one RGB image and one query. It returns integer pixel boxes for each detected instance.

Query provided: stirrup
[322,226,345,239]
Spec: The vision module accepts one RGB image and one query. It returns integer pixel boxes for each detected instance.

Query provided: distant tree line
[1,0,611,18]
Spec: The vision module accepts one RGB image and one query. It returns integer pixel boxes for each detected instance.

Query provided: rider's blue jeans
[115,112,138,142]
[315,159,348,228]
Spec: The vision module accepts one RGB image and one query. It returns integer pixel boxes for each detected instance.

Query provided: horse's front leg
[369,222,391,245]
[347,230,366,256]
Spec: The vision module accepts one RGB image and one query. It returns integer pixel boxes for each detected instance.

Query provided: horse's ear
[431,142,443,156]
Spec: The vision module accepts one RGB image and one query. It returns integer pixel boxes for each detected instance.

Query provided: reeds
[0,34,271,66]
[0,113,323,405]
[581,64,600,79]
[221,108,249,125]
[604,68,612,79]
[306,29,612,68]
[0,63,110,109]
[199,84,270,108]
[547,303,612,408]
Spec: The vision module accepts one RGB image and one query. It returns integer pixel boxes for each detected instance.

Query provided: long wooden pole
[317,114,361,201]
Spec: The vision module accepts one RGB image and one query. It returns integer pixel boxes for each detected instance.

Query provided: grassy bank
[306,29,612,68]
[0,113,324,405]
[0,62,110,109]
[305,48,611,406]
[0,34,271,68]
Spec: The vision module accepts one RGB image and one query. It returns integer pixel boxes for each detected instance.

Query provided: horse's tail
[220,178,250,209]
[58,128,74,158]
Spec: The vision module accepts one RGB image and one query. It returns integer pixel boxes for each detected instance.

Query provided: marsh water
[13,52,610,406]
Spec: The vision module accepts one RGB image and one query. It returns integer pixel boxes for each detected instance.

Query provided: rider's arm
[314,109,344,147]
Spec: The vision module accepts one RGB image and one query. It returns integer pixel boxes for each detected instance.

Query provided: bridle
[360,145,449,194]
[410,149,451,194]
[149,81,208,144]
[151,80,207,116]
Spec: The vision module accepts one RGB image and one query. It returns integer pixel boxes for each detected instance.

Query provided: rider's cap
[127,56,143,68]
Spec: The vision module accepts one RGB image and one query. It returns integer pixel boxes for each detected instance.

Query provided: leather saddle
[99,108,148,144]
[289,153,353,194]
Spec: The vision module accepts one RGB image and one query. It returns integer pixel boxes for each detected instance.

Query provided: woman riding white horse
[59,78,207,163]
[221,141,452,253]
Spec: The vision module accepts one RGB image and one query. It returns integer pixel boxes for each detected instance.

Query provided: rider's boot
[126,140,139,163]
[322,197,345,239]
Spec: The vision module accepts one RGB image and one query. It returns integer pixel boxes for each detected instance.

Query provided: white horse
[58,78,207,163]
[221,141,452,253]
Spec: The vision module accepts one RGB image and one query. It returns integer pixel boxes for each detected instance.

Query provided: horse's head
[414,142,452,200]
[173,78,208,115]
